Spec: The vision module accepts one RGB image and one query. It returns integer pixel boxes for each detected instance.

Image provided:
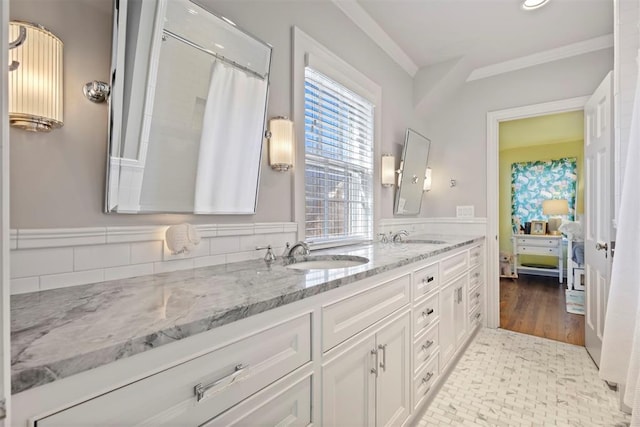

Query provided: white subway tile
[40,270,105,291]
[154,258,194,274]
[11,247,74,279]
[193,254,226,268]
[254,223,284,234]
[104,263,154,281]
[238,235,257,251]
[217,224,253,236]
[11,277,40,295]
[106,226,164,243]
[74,244,131,271]
[10,230,17,250]
[210,236,240,255]
[283,223,299,233]
[194,224,217,238]
[226,250,260,264]
[130,241,163,264]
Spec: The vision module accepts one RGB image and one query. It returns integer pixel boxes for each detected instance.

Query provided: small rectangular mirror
[394,129,431,215]
[106,0,272,214]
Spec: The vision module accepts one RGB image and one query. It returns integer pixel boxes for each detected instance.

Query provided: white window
[304,67,374,244]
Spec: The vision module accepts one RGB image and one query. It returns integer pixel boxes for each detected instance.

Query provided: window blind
[304,67,374,243]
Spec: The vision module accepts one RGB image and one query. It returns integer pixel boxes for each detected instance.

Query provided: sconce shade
[542,199,569,216]
[381,154,395,187]
[423,167,432,191]
[268,117,294,171]
[8,21,63,132]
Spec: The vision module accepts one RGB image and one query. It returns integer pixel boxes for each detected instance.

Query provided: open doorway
[497,111,585,346]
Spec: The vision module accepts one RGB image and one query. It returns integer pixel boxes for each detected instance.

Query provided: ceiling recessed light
[522,0,549,10]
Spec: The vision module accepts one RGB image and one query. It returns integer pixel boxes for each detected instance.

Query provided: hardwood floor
[500,274,585,346]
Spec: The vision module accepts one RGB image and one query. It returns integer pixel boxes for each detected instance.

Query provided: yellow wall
[499,140,584,265]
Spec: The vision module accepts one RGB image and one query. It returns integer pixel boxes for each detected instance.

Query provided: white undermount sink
[285,255,369,270]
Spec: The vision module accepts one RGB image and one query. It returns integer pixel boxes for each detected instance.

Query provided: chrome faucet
[284,241,311,257]
[391,230,409,243]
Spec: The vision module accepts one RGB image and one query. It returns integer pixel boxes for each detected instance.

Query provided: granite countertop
[11,235,483,394]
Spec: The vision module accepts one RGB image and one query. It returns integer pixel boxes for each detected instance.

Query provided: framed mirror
[105,0,272,214]
[394,129,431,215]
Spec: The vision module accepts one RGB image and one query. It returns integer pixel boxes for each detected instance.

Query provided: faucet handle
[282,242,291,257]
[256,245,277,263]
[377,233,388,243]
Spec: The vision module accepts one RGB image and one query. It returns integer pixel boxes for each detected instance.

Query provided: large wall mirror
[394,129,431,215]
[106,0,272,214]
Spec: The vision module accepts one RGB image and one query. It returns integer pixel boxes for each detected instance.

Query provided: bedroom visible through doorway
[498,110,585,346]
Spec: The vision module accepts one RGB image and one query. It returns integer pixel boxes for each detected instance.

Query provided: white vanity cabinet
[322,310,411,427]
[18,240,486,427]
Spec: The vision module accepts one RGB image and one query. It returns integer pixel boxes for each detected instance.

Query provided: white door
[584,71,614,367]
[375,313,411,427]
[322,335,376,426]
[0,0,11,423]
[454,277,468,349]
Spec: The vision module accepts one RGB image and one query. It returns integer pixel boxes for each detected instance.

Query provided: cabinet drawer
[468,287,482,314]
[414,352,439,411]
[516,237,558,247]
[518,245,559,256]
[469,264,482,288]
[414,263,439,301]
[469,245,483,268]
[414,323,438,375]
[37,315,311,427]
[413,292,439,337]
[469,306,482,329]
[322,274,411,352]
[203,372,312,427]
[440,251,468,284]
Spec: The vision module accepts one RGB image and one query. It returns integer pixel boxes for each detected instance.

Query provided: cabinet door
[322,336,376,427]
[454,276,468,348]
[376,313,411,427]
[439,280,457,367]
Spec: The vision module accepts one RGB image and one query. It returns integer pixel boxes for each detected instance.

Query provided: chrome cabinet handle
[370,348,378,375]
[422,372,434,384]
[378,344,387,372]
[194,363,247,402]
[475,312,481,319]
[596,242,608,251]
[475,292,481,298]
[422,275,435,284]
[422,308,434,318]
[422,340,434,351]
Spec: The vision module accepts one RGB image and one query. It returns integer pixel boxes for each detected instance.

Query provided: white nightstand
[511,235,563,283]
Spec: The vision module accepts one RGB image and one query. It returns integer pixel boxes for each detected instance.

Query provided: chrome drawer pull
[422,276,435,284]
[194,363,247,402]
[422,308,434,318]
[371,348,378,375]
[474,272,480,278]
[422,372,434,384]
[422,340,434,351]
[475,312,481,319]
[378,344,387,372]
[475,292,481,298]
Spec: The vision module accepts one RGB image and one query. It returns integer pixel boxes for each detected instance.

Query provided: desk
[512,235,563,283]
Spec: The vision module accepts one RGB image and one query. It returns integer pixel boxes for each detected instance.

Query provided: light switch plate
[456,205,475,218]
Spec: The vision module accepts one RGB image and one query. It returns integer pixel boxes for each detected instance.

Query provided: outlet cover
[456,205,475,218]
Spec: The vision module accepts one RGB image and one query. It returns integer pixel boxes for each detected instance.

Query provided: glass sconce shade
[423,167,432,191]
[268,117,294,171]
[381,154,395,187]
[9,21,64,132]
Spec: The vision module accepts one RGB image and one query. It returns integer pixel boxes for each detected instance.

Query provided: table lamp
[542,199,569,235]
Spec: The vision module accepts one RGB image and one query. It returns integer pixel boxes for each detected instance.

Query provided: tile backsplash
[10,222,298,294]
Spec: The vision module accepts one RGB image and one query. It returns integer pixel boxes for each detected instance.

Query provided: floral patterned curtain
[511,158,577,229]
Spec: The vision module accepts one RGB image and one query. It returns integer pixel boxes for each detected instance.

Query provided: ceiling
[499,110,584,151]
[357,0,613,71]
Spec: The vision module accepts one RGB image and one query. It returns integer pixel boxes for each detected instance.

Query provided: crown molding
[331,0,418,77]
[467,34,614,82]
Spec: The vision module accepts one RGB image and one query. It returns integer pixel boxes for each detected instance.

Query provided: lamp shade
[381,154,395,187]
[423,167,432,191]
[542,199,569,216]
[9,21,63,132]
[268,117,294,171]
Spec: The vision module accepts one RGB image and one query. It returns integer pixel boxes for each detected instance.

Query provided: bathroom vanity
[11,236,484,426]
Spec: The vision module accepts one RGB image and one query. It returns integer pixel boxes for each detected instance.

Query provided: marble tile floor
[419,328,631,426]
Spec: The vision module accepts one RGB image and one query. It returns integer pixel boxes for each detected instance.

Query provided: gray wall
[10,0,420,228]
[421,49,613,218]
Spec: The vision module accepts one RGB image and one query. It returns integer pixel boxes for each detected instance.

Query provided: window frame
[292,27,382,248]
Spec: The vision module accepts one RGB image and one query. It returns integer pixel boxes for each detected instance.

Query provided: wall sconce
[266,117,294,171]
[381,154,395,187]
[423,167,432,192]
[8,21,63,132]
